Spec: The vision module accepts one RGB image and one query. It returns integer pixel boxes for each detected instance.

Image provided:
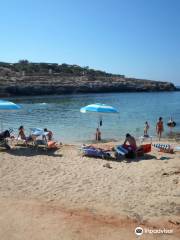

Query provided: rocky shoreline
[0,75,176,97]
[0,62,176,96]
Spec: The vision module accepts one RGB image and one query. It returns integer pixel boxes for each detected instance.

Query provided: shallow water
[0,92,179,143]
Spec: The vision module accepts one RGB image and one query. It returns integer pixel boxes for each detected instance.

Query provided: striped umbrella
[0,100,22,130]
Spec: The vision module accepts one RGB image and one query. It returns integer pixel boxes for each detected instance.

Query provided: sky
[0,0,180,85]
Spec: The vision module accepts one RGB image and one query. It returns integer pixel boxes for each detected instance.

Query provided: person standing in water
[144,121,150,136]
[95,128,101,141]
[156,117,164,141]
[167,117,176,134]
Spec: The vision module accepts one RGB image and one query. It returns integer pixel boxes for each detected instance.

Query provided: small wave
[39,103,47,105]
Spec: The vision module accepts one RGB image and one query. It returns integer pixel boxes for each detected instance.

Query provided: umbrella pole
[98,115,101,128]
[0,118,2,132]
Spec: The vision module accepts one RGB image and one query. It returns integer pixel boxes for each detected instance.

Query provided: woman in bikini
[156,117,164,141]
[18,126,33,143]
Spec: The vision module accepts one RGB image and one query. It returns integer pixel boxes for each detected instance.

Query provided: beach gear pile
[114,143,152,159]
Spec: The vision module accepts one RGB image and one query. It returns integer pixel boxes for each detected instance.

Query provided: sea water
[0,92,179,143]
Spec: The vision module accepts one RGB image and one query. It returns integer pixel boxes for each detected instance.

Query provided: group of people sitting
[18,126,53,143]
[0,126,58,150]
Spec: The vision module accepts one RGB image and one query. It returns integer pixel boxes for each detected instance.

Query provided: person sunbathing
[123,133,137,152]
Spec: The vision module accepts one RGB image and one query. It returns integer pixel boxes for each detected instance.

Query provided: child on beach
[156,117,164,141]
[144,121,150,137]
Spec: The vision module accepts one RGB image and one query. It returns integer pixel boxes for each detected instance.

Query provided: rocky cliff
[0,61,176,96]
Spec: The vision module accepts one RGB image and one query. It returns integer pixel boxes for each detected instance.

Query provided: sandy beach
[0,140,180,240]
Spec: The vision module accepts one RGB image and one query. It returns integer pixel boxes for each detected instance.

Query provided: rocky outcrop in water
[0,61,176,96]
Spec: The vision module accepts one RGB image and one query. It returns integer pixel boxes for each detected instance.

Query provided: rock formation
[0,61,176,96]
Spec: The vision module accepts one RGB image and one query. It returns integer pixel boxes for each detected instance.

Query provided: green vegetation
[0,60,125,78]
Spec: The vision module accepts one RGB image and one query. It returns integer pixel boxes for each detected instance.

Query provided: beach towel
[114,145,136,159]
[114,145,128,156]
[81,146,111,159]
[153,144,170,150]
[153,143,174,153]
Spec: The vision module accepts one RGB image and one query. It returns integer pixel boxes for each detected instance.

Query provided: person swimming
[156,117,164,141]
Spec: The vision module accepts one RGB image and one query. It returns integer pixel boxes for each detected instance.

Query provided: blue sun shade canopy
[0,100,22,110]
[80,103,118,114]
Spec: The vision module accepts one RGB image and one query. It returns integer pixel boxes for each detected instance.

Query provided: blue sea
[1,92,180,143]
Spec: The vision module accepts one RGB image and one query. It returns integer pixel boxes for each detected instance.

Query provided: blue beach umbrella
[80,103,118,114]
[0,100,22,130]
[80,103,118,128]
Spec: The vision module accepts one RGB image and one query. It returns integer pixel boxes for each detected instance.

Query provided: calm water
[0,92,180,143]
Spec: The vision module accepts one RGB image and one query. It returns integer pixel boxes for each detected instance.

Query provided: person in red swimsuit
[156,117,164,141]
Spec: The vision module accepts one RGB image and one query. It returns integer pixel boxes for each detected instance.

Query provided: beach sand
[0,141,180,239]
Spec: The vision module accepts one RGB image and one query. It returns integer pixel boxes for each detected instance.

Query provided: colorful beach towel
[153,143,174,153]
[114,145,128,156]
[153,144,171,150]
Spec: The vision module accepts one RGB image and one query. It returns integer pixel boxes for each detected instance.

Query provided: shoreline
[0,89,179,98]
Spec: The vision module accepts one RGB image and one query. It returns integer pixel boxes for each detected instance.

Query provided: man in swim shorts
[123,133,137,152]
